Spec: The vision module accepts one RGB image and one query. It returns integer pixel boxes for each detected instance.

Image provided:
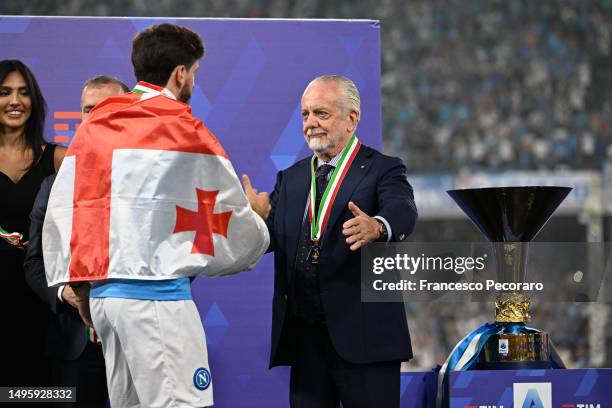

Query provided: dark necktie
[297,164,334,264]
[314,164,335,216]
[290,164,334,323]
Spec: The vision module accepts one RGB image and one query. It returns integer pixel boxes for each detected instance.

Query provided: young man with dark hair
[131,23,204,100]
[43,24,269,408]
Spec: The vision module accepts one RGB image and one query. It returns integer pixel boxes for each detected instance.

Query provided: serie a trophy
[437,187,571,406]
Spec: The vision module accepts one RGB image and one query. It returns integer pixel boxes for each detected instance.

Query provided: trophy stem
[493,242,531,322]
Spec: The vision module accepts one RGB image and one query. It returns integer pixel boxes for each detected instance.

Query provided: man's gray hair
[307,75,361,117]
[83,75,129,93]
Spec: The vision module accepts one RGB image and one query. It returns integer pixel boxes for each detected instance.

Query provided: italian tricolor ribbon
[131,82,176,100]
[86,326,102,345]
[309,134,361,243]
[0,225,24,247]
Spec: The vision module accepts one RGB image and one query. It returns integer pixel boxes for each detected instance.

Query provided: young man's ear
[174,65,187,89]
[166,65,187,97]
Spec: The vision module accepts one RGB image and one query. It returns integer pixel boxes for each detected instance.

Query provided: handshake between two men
[242,174,387,251]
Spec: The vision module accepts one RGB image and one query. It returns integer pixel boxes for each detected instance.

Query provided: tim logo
[52,111,81,145]
[465,405,503,408]
[513,383,551,408]
[562,404,601,408]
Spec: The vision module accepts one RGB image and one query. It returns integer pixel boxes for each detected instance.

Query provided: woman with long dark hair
[0,59,66,385]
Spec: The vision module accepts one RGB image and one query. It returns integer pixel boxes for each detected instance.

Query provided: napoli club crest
[193,367,211,390]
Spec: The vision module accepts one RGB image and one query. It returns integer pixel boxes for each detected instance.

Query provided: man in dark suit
[23,75,128,407]
[244,75,417,407]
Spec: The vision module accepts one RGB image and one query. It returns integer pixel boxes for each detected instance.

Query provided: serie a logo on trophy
[437,186,571,406]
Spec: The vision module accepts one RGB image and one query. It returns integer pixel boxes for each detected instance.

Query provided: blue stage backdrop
[1,16,383,406]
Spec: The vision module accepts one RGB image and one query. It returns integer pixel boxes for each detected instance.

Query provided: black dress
[0,144,56,386]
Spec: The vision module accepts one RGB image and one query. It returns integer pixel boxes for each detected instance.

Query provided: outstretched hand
[242,174,271,220]
[342,201,381,251]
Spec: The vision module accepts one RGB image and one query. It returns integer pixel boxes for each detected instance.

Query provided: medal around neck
[308,135,361,253]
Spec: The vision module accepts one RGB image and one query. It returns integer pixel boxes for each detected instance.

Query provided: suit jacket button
[399,234,406,241]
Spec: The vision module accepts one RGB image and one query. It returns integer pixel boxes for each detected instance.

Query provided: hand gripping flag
[43,82,269,286]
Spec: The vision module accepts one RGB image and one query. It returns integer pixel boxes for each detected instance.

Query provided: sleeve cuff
[374,216,392,242]
[57,285,65,302]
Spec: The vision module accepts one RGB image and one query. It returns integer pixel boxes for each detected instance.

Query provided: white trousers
[90,298,213,408]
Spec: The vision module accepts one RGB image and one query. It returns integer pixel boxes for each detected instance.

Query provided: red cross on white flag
[43,83,269,286]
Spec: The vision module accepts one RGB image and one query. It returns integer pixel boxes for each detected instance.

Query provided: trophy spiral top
[446,186,572,242]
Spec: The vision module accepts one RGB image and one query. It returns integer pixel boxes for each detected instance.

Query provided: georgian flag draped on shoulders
[43,82,269,287]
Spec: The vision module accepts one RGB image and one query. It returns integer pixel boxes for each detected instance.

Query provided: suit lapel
[285,160,311,271]
[321,146,373,244]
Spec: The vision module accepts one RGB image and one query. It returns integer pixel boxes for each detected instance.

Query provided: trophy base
[479,332,549,365]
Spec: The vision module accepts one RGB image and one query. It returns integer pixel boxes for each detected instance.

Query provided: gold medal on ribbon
[307,134,361,263]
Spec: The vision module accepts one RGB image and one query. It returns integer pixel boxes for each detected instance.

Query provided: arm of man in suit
[342,157,417,250]
[374,157,418,240]
[23,175,92,326]
[23,175,61,313]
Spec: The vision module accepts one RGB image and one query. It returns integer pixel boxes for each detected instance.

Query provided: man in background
[24,75,128,407]
[80,75,129,119]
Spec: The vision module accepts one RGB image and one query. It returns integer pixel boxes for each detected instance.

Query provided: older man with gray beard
[244,75,418,408]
